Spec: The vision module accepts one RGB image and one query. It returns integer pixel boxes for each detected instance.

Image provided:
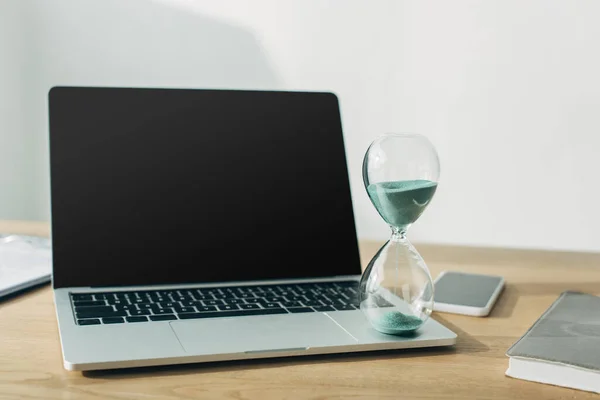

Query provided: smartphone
[433,271,504,317]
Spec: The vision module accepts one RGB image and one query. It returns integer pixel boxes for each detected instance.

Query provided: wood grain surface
[1,221,599,399]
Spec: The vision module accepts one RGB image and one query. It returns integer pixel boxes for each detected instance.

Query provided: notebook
[506,291,600,393]
[0,234,52,298]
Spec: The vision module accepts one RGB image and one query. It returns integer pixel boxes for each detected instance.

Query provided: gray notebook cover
[507,291,600,371]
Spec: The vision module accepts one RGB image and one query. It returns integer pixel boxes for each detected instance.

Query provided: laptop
[48,86,456,371]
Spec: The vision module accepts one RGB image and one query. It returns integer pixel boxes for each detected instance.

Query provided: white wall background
[1,0,600,252]
[0,1,39,220]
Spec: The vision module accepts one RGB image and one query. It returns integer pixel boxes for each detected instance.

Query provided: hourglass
[359,133,439,335]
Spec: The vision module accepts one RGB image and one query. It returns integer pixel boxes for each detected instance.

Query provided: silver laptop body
[48,86,456,371]
[53,278,455,371]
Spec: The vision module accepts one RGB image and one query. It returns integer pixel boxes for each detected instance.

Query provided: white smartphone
[433,270,504,317]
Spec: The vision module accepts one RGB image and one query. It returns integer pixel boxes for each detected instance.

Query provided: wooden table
[1,220,600,399]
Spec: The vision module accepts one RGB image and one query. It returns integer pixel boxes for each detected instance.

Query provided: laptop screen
[48,87,362,289]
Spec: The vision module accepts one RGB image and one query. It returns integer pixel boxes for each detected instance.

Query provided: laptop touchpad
[170,313,357,354]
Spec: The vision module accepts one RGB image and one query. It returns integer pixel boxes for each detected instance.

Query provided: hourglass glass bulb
[359,133,440,335]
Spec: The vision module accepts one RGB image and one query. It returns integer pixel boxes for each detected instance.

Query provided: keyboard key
[196,306,218,312]
[77,310,127,318]
[276,284,294,291]
[75,305,113,313]
[72,294,93,301]
[181,290,197,298]
[108,299,130,306]
[333,304,356,311]
[150,315,178,321]
[114,304,136,311]
[174,307,195,314]
[182,301,203,307]
[128,309,151,316]
[75,307,127,319]
[286,307,315,313]
[178,308,288,320]
[77,319,101,325]
[333,297,349,305]
[203,299,224,306]
[155,302,177,308]
[282,301,302,308]
[154,308,174,315]
[217,304,240,311]
[319,297,336,304]
[102,317,125,324]
[240,285,263,291]
[126,316,148,323]
[194,295,215,301]
[313,306,336,312]
[74,300,106,307]
[239,303,261,310]
[263,303,281,309]
[223,298,244,305]
[244,298,262,303]
[302,301,324,307]
[264,297,284,303]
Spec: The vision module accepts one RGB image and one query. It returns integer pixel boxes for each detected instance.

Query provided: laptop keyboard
[71,280,393,326]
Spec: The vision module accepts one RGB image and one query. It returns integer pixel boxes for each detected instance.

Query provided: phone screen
[434,272,503,308]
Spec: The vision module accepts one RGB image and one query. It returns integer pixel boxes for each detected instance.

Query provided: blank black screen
[49,87,361,288]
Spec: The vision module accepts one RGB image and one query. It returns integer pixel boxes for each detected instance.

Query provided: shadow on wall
[26,0,282,220]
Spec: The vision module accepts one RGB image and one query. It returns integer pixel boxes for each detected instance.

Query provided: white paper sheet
[0,234,52,298]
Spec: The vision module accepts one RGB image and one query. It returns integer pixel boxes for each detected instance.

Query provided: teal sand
[372,311,423,335]
[367,180,437,230]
